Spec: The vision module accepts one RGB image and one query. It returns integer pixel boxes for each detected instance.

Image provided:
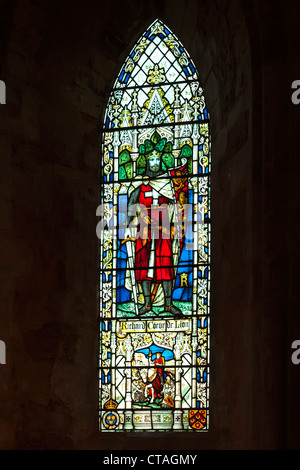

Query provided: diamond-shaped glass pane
[150,48,164,63]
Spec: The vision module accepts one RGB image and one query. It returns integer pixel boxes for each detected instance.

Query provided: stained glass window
[98,19,210,432]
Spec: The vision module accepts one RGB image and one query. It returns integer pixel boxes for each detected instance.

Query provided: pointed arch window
[98,19,210,432]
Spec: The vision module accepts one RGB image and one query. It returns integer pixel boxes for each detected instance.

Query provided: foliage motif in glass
[99,19,210,432]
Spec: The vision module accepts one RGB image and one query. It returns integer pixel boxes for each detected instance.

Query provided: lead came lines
[99,19,210,432]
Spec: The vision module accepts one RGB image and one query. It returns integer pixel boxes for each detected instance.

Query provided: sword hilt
[120,237,136,245]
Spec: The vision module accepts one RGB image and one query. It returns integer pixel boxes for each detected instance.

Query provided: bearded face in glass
[147,150,161,172]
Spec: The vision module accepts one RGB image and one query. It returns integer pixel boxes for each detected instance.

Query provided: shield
[189,409,207,430]
[169,158,189,202]
[169,158,189,249]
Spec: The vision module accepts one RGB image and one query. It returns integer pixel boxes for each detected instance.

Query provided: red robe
[134,183,174,283]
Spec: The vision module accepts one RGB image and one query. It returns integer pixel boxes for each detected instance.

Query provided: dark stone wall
[0,0,299,449]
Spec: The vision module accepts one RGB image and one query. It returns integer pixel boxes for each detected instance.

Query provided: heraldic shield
[189,410,207,430]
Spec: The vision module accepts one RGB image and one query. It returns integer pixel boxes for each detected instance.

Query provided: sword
[121,237,140,317]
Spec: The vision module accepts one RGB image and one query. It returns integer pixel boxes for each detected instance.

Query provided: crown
[104,399,118,410]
